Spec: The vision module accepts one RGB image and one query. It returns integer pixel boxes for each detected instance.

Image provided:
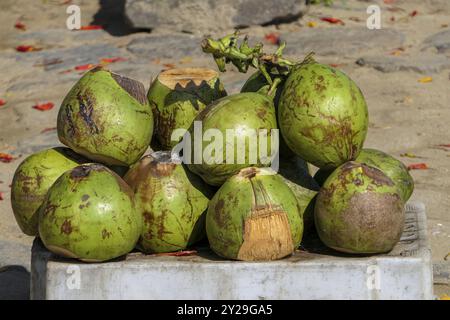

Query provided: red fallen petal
[15,21,26,31]
[79,25,103,31]
[0,99,6,107]
[41,127,57,134]
[321,17,345,25]
[154,250,197,257]
[32,102,54,111]
[407,163,428,170]
[410,10,418,17]
[100,57,127,64]
[384,0,395,4]
[0,192,3,201]
[0,153,15,163]
[74,63,97,71]
[264,33,281,46]
[438,144,450,148]
[16,45,41,52]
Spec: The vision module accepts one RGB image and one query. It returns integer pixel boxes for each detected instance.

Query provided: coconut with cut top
[147,67,227,150]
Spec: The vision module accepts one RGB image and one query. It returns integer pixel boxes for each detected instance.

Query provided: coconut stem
[202,31,316,95]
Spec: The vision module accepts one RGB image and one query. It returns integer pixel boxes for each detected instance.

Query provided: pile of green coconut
[11,32,414,262]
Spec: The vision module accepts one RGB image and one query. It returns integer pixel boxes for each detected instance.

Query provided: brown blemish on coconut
[361,164,394,187]
[81,194,89,201]
[102,229,112,239]
[158,68,218,90]
[111,72,147,105]
[70,164,105,180]
[237,208,294,261]
[60,219,73,235]
[77,90,100,135]
[238,167,259,179]
[328,192,404,254]
[150,162,177,178]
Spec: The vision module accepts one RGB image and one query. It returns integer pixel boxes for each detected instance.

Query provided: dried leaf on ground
[100,57,127,65]
[264,33,281,46]
[320,17,345,25]
[14,21,26,31]
[407,163,428,170]
[74,63,97,71]
[16,45,42,52]
[32,102,54,111]
[400,153,417,158]
[41,127,57,134]
[0,153,15,163]
[79,25,103,31]
[418,77,432,83]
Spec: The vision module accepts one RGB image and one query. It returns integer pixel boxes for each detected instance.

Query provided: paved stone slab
[356,54,450,73]
[422,29,450,53]
[127,34,203,59]
[125,0,306,34]
[15,43,125,72]
[14,29,111,47]
[281,27,405,57]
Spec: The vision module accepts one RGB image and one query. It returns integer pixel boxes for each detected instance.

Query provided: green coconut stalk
[147,68,227,150]
[186,92,278,186]
[202,31,294,98]
[124,151,213,253]
[38,163,141,262]
[57,66,154,166]
[206,167,303,261]
[11,147,87,236]
[315,161,405,254]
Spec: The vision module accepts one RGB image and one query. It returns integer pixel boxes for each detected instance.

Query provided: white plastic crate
[30,201,433,300]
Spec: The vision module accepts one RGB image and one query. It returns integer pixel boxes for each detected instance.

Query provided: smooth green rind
[148,70,226,150]
[278,156,320,234]
[38,164,141,262]
[278,62,369,169]
[315,161,405,254]
[124,152,212,253]
[355,148,414,202]
[206,167,303,260]
[11,147,86,236]
[57,67,153,166]
[187,92,278,186]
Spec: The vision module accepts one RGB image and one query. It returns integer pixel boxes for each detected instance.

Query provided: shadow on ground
[91,0,150,36]
[0,266,30,300]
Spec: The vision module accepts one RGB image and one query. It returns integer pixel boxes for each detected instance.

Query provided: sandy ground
[0,0,448,299]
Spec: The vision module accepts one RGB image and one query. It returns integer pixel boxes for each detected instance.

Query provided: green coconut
[11,147,87,236]
[148,68,227,150]
[241,71,285,108]
[124,152,212,253]
[206,167,303,261]
[38,163,141,262]
[314,148,414,202]
[278,59,369,169]
[278,155,319,233]
[57,67,153,166]
[315,161,405,254]
[186,92,278,186]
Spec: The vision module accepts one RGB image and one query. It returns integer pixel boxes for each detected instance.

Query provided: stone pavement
[0,0,449,298]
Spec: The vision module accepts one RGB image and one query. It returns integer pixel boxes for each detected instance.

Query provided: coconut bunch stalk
[201,31,298,98]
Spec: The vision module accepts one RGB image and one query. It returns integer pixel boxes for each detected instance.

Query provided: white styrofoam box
[31,201,433,300]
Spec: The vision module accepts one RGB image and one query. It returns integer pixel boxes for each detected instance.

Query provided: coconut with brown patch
[38,163,141,262]
[124,151,213,253]
[11,147,87,236]
[314,161,405,254]
[206,167,303,261]
[147,68,226,149]
[57,67,153,166]
[278,58,369,170]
